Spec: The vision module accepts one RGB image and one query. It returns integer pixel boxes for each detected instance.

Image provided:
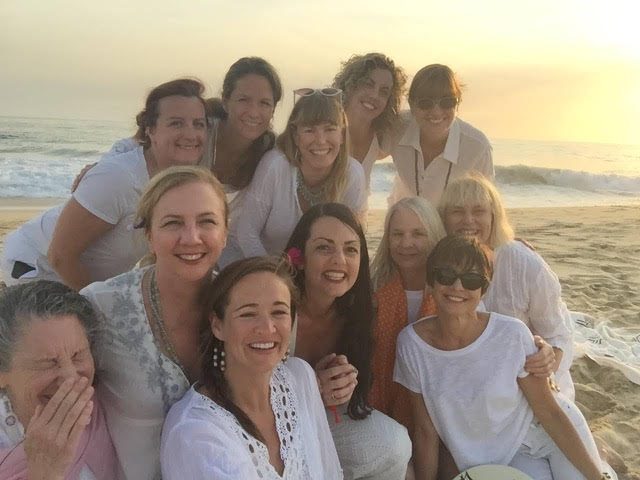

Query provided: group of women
[0,52,614,480]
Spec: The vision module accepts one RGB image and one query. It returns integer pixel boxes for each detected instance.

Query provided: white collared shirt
[388,112,494,205]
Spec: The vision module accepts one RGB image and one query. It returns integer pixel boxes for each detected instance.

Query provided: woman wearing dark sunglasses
[394,235,610,480]
[387,64,494,205]
[224,89,367,266]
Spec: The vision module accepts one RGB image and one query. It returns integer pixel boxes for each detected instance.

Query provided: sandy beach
[2,199,639,479]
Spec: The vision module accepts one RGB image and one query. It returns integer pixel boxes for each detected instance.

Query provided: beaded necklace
[296,168,327,207]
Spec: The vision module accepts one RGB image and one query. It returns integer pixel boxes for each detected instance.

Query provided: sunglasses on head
[415,96,459,110]
[293,87,343,103]
[433,267,488,291]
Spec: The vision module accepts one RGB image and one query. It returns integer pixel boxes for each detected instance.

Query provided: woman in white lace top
[161,256,342,479]
[438,173,575,398]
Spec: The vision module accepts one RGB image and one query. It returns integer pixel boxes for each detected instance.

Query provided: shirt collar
[398,116,462,165]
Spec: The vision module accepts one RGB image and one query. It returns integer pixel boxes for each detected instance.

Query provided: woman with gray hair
[0,280,116,479]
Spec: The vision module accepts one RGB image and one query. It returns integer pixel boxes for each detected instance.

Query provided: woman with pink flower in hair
[284,203,411,480]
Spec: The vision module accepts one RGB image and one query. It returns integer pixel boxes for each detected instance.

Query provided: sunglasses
[415,96,459,110]
[433,267,488,291]
[293,87,343,102]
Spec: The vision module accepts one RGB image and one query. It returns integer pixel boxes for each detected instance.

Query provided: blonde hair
[136,165,228,235]
[370,197,446,290]
[438,173,514,249]
[276,93,349,202]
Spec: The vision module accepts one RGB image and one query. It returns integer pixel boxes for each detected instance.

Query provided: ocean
[2,115,640,209]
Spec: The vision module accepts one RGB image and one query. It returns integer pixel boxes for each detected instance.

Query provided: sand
[2,199,639,478]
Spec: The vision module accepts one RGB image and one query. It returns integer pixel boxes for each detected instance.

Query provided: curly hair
[332,52,407,138]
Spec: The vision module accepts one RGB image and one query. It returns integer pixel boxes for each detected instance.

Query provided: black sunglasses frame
[415,96,459,110]
[433,267,488,291]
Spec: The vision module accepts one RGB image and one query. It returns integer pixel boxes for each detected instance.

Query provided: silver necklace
[148,268,187,375]
[296,168,327,207]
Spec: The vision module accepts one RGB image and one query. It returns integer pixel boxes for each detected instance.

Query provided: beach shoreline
[2,199,639,479]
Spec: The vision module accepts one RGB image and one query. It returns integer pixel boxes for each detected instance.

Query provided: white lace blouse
[161,358,342,480]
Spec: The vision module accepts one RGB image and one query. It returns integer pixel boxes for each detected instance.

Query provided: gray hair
[0,280,99,371]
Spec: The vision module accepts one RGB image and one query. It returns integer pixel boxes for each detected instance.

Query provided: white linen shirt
[161,358,342,480]
[229,148,367,261]
[388,112,494,205]
[482,240,575,397]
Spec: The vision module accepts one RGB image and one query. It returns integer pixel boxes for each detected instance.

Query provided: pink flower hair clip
[286,247,304,268]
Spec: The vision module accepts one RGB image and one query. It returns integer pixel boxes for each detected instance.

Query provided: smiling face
[431,266,484,316]
[345,67,393,123]
[302,216,361,301]
[0,315,94,426]
[388,206,431,278]
[443,202,493,245]
[147,95,207,169]
[411,92,457,143]
[294,122,344,177]
[223,73,275,142]
[149,181,227,282]
[212,271,292,374]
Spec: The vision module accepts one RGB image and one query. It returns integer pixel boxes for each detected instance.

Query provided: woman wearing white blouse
[223,89,367,267]
[161,256,342,479]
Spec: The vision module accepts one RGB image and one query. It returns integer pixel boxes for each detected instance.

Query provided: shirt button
[6,415,16,426]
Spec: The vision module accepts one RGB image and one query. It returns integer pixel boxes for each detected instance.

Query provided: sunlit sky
[2,0,639,145]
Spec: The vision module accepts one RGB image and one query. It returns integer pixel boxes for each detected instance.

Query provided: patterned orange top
[369,273,436,435]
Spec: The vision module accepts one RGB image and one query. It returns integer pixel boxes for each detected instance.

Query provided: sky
[2,0,639,145]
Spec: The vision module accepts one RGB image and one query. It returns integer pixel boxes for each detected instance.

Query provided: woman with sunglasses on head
[368,197,446,432]
[388,64,494,205]
[161,256,342,479]
[439,173,575,399]
[394,235,611,480]
[81,166,229,479]
[2,79,208,291]
[224,89,367,266]
[284,203,411,480]
[332,53,407,189]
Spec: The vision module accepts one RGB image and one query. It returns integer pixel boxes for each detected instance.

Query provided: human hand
[70,163,97,192]
[24,377,94,480]
[315,353,358,407]
[524,336,556,377]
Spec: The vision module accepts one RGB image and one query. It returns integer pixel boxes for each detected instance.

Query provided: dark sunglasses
[415,96,459,110]
[433,267,488,291]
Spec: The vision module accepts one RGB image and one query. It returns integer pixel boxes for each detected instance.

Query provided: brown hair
[199,256,298,442]
[133,78,207,148]
[276,93,349,202]
[332,52,407,137]
[408,64,464,107]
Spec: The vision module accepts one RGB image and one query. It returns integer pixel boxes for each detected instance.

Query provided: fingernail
[78,377,89,385]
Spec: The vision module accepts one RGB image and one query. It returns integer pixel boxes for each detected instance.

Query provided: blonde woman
[81,166,228,479]
[439,173,574,398]
[225,90,367,265]
[369,197,446,431]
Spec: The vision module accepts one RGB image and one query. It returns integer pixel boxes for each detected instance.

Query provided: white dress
[81,267,189,480]
[225,148,368,265]
[161,358,343,480]
[482,240,575,397]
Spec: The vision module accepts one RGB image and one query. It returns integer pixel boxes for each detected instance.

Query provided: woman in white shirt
[394,235,608,480]
[226,89,367,266]
[439,173,575,398]
[332,53,407,188]
[161,256,342,480]
[388,64,494,205]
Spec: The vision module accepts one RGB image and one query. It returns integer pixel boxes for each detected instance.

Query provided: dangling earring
[282,350,290,363]
[213,344,226,372]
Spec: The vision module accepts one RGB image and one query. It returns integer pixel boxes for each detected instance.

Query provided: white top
[161,358,342,480]
[81,267,190,480]
[394,313,537,470]
[0,393,96,480]
[227,148,368,262]
[484,240,574,395]
[388,112,494,205]
[405,290,424,324]
[360,135,386,190]
[2,147,149,284]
